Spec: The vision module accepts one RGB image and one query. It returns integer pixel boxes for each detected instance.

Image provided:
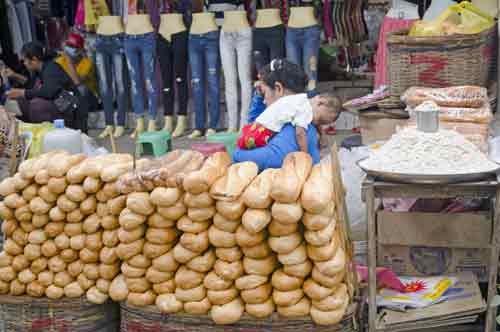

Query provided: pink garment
[374,16,416,89]
[357,265,406,292]
[74,0,85,28]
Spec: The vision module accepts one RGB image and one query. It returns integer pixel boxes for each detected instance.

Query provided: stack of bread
[0,151,138,302]
[301,162,349,325]
[108,150,206,307]
[0,149,352,326]
[268,154,313,317]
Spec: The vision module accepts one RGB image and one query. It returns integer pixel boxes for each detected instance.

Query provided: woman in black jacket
[5,42,86,131]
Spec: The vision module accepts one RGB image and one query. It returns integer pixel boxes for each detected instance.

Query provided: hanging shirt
[84,0,110,26]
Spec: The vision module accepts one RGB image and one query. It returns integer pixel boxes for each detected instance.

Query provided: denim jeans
[253,25,285,72]
[286,25,321,91]
[189,30,221,130]
[124,32,158,119]
[157,32,189,116]
[95,33,127,126]
[220,28,252,130]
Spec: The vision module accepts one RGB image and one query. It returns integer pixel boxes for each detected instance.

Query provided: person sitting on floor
[4,42,88,132]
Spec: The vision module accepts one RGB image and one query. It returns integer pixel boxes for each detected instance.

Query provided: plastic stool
[191,143,226,157]
[137,130,172,157]
[207,132,239,156]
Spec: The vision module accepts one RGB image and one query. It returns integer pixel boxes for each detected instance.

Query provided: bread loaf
[301,162,333,214]
[210,298,244,325]
[242,169,277,209]
[183,152,231,194]
[270,152,312,203]
[210,162,258,201]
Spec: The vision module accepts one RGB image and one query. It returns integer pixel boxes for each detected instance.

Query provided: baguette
[271,152,312,203]
[183,152,231,194]
[210,162,258,201]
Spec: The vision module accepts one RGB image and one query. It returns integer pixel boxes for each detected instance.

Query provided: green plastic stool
[136,130,172,157]
[207,132,239,156]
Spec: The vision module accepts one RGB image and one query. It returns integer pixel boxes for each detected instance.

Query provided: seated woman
[4,42,86,131]
[56,33,99,115]
[233,59,321,171]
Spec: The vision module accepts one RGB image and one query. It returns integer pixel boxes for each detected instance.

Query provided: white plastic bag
[337,146,370,230]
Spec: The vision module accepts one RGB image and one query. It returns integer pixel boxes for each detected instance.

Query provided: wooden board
[377,211,492,248]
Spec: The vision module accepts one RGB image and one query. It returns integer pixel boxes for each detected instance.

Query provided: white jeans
[220,28,253,130]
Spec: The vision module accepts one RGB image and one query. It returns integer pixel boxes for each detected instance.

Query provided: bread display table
[120,302,358,332]
[362,176,500,332]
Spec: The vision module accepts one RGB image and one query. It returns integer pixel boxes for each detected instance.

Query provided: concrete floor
[90,128,356,159]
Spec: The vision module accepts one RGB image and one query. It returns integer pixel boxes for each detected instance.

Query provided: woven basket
[0,296,119,332]
[120,302,358,332]
[380,25,498,109]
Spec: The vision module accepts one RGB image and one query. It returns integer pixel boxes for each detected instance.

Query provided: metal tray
[356,159,500,184]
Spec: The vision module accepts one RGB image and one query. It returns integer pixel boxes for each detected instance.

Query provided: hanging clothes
[0,0,19,69]
[84,0,110,26]
[374,16,415,88]
[74,0,85,28]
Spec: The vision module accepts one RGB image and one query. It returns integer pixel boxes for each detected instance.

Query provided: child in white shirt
[238,92,341,151]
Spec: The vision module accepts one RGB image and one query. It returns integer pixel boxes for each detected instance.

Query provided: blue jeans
[124,32,158,119]
[286,25,321,91]
[95,33,127,126]
[188,30,221,130]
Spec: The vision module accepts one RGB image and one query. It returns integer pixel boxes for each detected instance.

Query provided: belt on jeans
[125,32,156,39]
[190,30,219,38]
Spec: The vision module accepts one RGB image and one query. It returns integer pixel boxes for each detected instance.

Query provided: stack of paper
[377,272,486,331]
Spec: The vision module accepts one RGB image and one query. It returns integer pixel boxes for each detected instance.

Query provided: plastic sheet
[337,147,370,230]
[402,86,488,108]
[116,150,205,194]
[18,122,54,159]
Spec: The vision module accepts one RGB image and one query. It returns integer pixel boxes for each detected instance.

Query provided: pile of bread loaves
[0,150,350,325]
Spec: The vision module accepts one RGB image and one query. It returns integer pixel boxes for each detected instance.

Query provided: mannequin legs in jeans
[220,28,253,132]
[286,25,321,91]
[95,33,127,137]
[157,32,189,137]
[124,32,158,137]
[188,30,221,137]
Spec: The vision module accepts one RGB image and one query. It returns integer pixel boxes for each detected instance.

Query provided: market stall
[0,147,358,331]
[359,98,500,331]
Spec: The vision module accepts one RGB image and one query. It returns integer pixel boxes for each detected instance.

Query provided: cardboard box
[377,211,492,281]
[359,115,408,144]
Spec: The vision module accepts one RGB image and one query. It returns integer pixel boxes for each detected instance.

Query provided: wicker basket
[0,296,119,332]
[120,302,358,332]
[380,25,498,109]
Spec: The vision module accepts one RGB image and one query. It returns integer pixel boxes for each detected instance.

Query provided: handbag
[53,90,79,114]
